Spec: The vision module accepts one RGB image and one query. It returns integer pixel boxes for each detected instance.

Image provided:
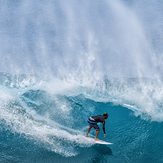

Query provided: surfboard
[87,137,113,145]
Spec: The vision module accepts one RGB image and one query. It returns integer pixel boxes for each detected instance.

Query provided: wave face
[0,0,163,162]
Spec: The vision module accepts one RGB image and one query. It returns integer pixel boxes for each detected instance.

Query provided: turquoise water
[0,75,163,162]
[1,0,163,162]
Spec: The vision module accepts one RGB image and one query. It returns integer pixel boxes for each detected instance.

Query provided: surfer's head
[103,113,109,119]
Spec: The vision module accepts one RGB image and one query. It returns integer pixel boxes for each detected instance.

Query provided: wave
[0,73,163,163]
[0,0,163,122]
[0,0,163,161]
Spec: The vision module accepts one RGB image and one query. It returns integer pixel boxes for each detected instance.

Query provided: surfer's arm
[102,121,106,136]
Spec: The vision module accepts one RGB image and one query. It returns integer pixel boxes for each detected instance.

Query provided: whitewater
[0,0,163,162]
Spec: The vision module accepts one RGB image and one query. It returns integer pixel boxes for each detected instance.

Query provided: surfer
[85,113,109,141]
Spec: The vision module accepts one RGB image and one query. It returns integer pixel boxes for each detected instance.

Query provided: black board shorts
[87,118,100,131]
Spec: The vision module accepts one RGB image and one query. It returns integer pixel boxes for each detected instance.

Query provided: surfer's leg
[95,130,100,141]
[85,126,92,137]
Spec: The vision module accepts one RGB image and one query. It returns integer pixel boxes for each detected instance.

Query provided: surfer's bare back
[85,113,109,141]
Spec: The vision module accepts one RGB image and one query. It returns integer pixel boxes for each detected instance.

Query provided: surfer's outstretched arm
[103,121,106,137]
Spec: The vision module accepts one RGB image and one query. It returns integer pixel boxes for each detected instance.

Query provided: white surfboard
[87,137,113,145]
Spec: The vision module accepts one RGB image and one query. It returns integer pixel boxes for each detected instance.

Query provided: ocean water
[1,0,163,163]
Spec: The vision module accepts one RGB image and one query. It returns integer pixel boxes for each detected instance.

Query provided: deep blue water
[0,74,163,163]
[1,0,163,162]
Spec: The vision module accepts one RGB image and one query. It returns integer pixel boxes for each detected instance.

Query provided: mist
[0,0,162,78]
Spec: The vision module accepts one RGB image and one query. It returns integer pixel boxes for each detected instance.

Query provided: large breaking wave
[0,0,163,162]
